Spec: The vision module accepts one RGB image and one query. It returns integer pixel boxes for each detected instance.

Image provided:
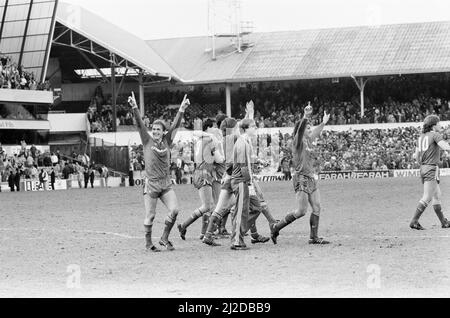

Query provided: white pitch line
[373,235,450,239]
[1,228,450,241]
[0,228,140,239]
[295,234,450,239]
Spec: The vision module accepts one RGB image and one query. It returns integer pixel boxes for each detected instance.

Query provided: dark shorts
[293,174,318,195]
[221,176,233,193]
[144,177,173,199]
[193,169,214,190]
[420,165,440,184]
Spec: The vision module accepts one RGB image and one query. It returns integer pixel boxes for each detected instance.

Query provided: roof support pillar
[351,76,369,119]
[111,53,117,133]
[18,0,34,67]
[226,83,232,118]
[139,71,145,116]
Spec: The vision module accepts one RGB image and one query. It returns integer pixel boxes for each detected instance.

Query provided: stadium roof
[146,20,450,84]
[55,2,180,81]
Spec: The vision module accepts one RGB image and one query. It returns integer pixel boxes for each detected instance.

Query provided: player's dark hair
[220,118,237,136]
[152,120,167,131]
[240,119,255,132]
[202,118,215,132]
[423,115,440,134]
[216,114,227,128]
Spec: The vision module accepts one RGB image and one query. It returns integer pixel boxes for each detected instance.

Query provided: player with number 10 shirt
[410,115,450,230]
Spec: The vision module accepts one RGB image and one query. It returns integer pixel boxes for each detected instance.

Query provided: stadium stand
[85,73,450,133]
[127,124,450,180]
[6,2,450,180]
[0,53,51,91]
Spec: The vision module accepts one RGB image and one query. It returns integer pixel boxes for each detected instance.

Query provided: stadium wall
[3,168,449,193]
[0,177,127,193]
[0,89,53,104]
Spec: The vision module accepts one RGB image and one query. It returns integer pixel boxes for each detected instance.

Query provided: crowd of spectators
[0,53,51,91]
[0,140,109,191]
[86,74,450,134]
[85,74,450,176]
[87,86,223,133]
[129,124,450,179]
[269,125,450,173]
[233,79,450,128]
[276,127,422,172]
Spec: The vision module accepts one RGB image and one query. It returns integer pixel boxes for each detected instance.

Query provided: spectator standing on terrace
[76,164,84,189]
[8,170,15,192]
[50,168,56,191]
[14,169,21,191]
[80,153,90,167]
[62,163,71,180]
[175,158,184,185]
[25,154,34,168]
[38,169,49,191]
[43,153,52,167]
[51,153,58,166]
[102,165,109,187]
[30,145,37,159]
[89,166,95,188]
[30,165,38,180]
[83,166,89,189]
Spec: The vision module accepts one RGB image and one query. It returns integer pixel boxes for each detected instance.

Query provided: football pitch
[1,177,450,298]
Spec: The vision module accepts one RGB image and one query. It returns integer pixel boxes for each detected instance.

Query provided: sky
[63,0,450,40]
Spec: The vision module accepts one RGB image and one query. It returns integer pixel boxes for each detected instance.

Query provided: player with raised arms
[410,115,450,230]
[202,102,276,247]
[201,116,240,246]
[177,118,224,241]
[128,92,190,252]
[271,103,331,245]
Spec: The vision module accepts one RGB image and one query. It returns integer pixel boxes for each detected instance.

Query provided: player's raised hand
[128,92,138,109]
[246,100,255,117]
[180,94,190,112]
[323,111,331,125]
[304,102,313,119]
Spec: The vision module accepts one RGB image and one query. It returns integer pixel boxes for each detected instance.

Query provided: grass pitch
[1,177,450,298]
